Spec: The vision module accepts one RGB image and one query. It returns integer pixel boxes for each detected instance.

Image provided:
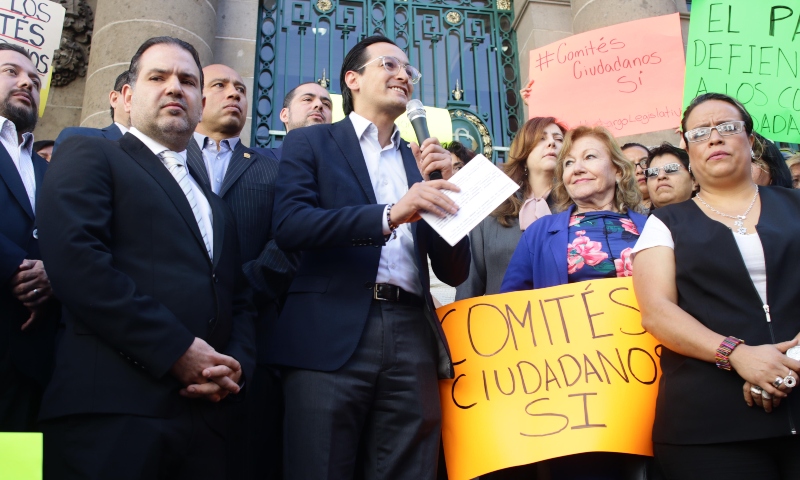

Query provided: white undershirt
[349,112,421,296]
[633,216,767,304]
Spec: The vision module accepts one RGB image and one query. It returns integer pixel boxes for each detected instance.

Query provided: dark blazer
[0,149,55,387]
[500,205,648,292]
[37,133,256,421]
[652,187,800,444]
[268,118,470,379]
[53,123,123,152]
[251,145,281,163]
[187,137,298,364]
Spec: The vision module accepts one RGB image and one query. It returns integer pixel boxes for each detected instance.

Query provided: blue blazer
[251,145,281,163]
[0,148,57,387]
[268,118,470,378]
[187,138,299,364]
[53,123,123,153]
[500,205,647,292]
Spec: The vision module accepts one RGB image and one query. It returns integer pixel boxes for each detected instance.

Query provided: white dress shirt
[114,122,129,135]
[349,112,421,296]
[193,132,239,195]
[0,115,36,212]
[129,128,214,253]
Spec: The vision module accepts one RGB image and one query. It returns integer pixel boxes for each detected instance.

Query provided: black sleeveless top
[651,186,800,444]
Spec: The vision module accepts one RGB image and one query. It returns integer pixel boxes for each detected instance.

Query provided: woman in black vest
[632,93,800,480]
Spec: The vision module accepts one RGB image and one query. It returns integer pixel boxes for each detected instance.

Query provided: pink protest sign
[526,14,685,136]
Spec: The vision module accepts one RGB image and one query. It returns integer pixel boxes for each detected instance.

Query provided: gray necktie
[159,150,213,259]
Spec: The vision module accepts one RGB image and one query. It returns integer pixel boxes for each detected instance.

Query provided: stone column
[571,0,685,146]
[78,0,218,128]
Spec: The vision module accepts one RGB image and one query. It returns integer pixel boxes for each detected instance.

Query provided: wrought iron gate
[252,0,521,162]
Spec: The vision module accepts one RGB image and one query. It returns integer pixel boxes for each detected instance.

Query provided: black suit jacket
[187,137,298,364]
[269,118,470,379]
[37,133,256,421]
[53,123,123,153]
[251,146,281,163]
[0,148,55,387]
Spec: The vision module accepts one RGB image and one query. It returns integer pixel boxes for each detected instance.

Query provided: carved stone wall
[51,0,94,87]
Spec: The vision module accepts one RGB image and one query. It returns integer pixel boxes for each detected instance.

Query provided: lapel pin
[244,153,251,158]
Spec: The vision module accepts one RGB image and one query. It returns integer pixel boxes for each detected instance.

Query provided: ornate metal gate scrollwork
[253,0,521,162]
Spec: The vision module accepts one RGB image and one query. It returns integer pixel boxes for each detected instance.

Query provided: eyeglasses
[683,120,746,143]
[645,162,684,178]
[356,55,422,84]
[633,159,648,170]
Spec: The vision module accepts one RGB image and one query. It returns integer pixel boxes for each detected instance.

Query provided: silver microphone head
[405,99,426,121]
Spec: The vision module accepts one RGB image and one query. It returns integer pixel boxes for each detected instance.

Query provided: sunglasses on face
[683,120,745,143]
[356,55,422,84]
[645,162,684,178]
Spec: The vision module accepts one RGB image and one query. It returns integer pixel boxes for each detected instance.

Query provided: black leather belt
[373,283,424,307]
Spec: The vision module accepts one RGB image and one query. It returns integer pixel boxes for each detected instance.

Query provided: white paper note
[420,155,520,246]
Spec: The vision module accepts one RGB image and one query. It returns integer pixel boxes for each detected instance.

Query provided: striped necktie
[159,150,213,259]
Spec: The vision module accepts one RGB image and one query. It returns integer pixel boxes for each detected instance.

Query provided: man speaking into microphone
[267,35,471,479]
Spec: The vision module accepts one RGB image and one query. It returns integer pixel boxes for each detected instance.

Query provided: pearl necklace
[695,187,759,235]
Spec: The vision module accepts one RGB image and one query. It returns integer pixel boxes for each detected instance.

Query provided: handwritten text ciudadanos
[437,278,661,480]
[525,14,685,137]
[684,1,800,143]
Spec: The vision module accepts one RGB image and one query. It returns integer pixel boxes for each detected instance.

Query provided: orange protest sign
[438,278,661,480]
[526,14,685,136]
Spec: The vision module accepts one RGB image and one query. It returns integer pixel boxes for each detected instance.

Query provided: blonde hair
[786,153,800,170]
[551,125,642,213]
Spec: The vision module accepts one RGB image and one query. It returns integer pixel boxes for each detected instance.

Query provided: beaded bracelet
[386,203,398,240]
[715,336,744,371]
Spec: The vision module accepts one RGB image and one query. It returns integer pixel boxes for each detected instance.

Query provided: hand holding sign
[438,278,660,480]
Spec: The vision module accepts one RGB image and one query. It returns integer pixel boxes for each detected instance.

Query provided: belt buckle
[373,283,399,302]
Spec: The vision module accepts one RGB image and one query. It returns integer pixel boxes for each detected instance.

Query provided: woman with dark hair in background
[633,92,800,480]
[751,133,793,188]
[444,140,477,172]
[455,117,567,300]
[645,142,696,210]
[621,142,651,212]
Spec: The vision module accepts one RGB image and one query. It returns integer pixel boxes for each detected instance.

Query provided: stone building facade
[34,0,690,147]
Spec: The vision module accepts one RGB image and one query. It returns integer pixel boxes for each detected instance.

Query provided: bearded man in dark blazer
[37,37,256,480]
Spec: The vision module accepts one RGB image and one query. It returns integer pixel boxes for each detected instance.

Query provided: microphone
[405,99,442,180]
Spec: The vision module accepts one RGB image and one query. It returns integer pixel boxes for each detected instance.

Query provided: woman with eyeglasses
[622,143,652,212]
[644,142,696,209]
[632,93,800,480]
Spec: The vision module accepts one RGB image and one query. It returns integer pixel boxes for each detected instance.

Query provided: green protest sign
[684,1,800,143]
[0,433,42,480]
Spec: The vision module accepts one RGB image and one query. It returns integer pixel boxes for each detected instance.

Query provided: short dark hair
[444,141,477,165]
[621,142,649,154]
[340,35,399,116]
[753,132,793,188]
[110,70,131,121]
[283,81,322,109]
[646,142,690,170]
[0,43,32,59]
[33,139,54,152]
[128,37,203,91]
[681,92,754,144]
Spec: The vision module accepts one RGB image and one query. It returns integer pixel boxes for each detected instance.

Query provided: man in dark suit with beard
[251,81,332,161]
[0,43,58,432]
[37,37,256,479]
